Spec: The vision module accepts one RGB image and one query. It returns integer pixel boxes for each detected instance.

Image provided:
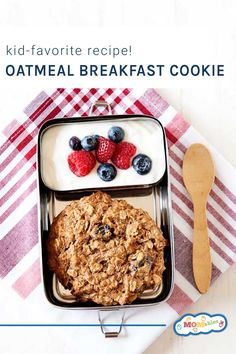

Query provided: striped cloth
[0,88,236,354]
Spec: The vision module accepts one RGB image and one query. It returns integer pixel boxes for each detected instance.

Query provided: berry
[112,141,137,169]
[96,136,116,163]
[67,150,96,177]
[132,154,152,175]
[96,224,111,235]
[116,141,137,156]
[97,163,117,182]
[96,224,114,241]
[81,135,98,151]
[69,136,81,151]
[146,254,154,266]
[108,126,125,143]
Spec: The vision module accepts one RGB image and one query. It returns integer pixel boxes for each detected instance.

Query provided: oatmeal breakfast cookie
[47,191,167,306]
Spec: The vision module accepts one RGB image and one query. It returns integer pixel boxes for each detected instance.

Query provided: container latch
[98,310,125,338]
[89,100,112,116]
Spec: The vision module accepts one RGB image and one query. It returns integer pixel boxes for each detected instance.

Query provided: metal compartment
[37,107,175,314]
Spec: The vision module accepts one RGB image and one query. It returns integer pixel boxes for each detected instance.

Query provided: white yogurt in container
[40,117,166,191]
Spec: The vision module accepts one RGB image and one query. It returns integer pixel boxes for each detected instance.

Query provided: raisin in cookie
[47,191,166,306]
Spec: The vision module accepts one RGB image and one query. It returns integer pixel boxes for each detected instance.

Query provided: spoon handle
[192,199,212,293]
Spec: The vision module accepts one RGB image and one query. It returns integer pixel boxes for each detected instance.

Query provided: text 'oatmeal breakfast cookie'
[47,191,167,306]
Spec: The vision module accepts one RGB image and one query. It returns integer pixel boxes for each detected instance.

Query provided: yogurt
[40,118,166,191]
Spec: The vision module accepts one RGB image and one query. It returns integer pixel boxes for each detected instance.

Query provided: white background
[0,25,234,88]
[0,1,236,354]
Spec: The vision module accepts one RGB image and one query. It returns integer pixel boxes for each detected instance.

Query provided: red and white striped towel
[0,88,236,354]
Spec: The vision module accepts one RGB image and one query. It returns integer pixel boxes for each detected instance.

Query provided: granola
[47,191,166,305]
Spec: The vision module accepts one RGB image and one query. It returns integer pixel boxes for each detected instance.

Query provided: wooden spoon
[183,143,215,294]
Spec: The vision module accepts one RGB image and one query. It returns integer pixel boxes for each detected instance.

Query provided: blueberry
[132,154,152,175]
[97,224,111,235]
[96,224,114,241]
[131,265,139,272]
[69,136,81,151]
[146,255,154,266]
[108,126,125,143]
[81,135,98,151]
[97,163,117,181]
[138,260,145,267]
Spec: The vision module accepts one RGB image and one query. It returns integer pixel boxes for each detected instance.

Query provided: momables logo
[174,313,227,336]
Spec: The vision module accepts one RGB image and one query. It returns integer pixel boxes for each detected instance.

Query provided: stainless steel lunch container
[37,101,175,336]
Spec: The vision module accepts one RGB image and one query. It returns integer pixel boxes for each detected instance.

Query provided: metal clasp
[98,310,125,338]
[89,100,112,116]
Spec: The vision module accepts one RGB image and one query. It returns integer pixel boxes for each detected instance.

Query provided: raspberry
[117,142,137,156]
[112,154,131,169]
[96,136,116,163]
[68,150,96,177]
[112,142,137,169]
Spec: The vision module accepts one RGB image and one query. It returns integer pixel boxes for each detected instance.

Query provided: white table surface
[0,87,235,354]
